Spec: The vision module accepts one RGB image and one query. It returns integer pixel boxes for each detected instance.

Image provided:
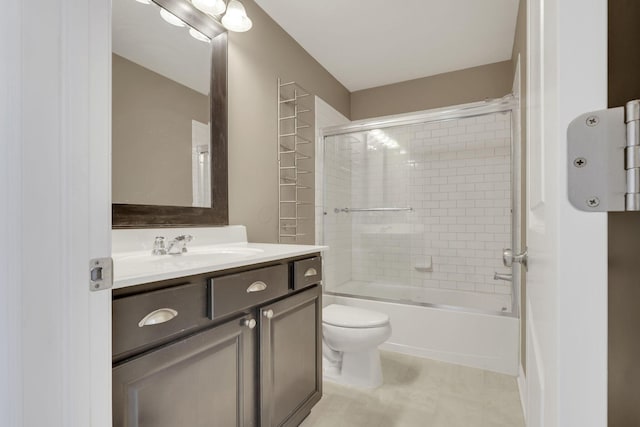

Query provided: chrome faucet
[166,234,193,255]
[151,236,167,255]
[151,235,193,255]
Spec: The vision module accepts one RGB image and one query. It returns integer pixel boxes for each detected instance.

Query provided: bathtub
[324,283,520,375]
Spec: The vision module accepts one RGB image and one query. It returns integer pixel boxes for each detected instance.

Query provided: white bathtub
[324,287,520,375]
[332,280,513,313]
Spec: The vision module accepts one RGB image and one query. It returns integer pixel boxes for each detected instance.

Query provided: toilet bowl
[322,304,391,389]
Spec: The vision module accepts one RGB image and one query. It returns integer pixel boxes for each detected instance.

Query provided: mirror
[112,0,228,227]
[113,0,212,208]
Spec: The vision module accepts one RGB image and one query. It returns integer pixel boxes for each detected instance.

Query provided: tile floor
[301,351,525,427]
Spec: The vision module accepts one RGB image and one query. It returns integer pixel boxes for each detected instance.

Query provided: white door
[525,0,608,426]
[1,0,113,426]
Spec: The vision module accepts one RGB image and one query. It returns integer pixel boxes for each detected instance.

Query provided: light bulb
[160,8,186,27]
[189,27,210,42]
[221,0,252,32]
[192,0,226,16]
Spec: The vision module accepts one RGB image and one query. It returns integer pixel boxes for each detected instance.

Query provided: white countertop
[113,230,326,289]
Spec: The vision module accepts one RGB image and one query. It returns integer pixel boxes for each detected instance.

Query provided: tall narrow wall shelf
[278,79,314,244]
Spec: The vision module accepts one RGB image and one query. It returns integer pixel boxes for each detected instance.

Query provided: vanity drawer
[292,256,322,290]
[112,282,211,360]
[209,264,288,319]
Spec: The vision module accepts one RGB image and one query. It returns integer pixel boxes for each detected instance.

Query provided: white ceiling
[113,0,211,94]
[254,0,519,91]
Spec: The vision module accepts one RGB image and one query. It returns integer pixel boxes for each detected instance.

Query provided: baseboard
[517,364,527,422]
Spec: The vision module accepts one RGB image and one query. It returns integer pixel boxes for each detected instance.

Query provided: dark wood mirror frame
[112,0,228,228]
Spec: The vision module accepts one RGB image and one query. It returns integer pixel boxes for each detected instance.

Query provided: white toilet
[322,304,392,389]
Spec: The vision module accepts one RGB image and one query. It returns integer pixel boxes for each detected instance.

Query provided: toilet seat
[323,304,390,328]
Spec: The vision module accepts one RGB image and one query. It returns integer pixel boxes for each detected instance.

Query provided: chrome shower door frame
[321,96,521,318]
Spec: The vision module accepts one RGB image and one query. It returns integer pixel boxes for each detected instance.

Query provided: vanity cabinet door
[260,285,322,427]
[113,315,257,427]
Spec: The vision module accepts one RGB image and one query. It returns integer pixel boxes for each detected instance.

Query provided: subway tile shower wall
[324,111,512,297]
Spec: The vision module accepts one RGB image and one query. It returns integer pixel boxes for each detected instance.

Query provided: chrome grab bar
[334,207,413,213]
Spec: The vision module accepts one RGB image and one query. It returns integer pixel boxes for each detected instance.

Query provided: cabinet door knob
[263,309,274,319]
[243,318,256,329]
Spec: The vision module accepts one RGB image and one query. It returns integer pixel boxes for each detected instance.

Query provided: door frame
[512,53,528,419]
[524,0,608,425]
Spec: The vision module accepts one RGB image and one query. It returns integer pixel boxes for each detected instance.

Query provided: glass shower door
[322,110,514,314]
[323,127,413,300]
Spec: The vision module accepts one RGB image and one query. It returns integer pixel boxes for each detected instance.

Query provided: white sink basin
[189,246,264,256]
[117,246,263,261]
[114,246,265,277]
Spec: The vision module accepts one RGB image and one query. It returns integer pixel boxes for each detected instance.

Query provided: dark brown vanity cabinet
[260,285,322,427]
[112,254,322,427]
[112,314,256,427]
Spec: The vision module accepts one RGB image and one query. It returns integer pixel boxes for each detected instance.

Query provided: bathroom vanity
[109,0,325,423]
[111,227,325,427]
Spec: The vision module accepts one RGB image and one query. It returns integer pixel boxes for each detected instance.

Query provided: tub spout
[494,272,513,282]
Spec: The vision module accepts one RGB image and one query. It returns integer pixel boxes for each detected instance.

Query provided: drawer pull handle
[243,318,257,329]
[263,309,274,319]
[246,281,267,293]
[304,267,318,277]
[138,308,178,327]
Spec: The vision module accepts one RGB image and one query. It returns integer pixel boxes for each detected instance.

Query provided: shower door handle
[503,248,528,271]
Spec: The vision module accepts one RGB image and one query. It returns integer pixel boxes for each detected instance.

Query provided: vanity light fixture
[155,0,252,35]
[192,0,227,16]
[191,0,253,32]
[159,7,186,27]
[157,4,211,42]
[221,0,253,32]
[189,27,211,42]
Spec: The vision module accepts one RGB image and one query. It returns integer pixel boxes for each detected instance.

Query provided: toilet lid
[323,304,390,328]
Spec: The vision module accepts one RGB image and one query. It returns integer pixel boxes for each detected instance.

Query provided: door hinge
[568,99,640,212]
[89,257,113,291]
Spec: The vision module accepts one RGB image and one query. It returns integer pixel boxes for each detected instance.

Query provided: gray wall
[227,0,350,243]
[112,54,208,207]
[608,1,640,425]
[350,61,513,120]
